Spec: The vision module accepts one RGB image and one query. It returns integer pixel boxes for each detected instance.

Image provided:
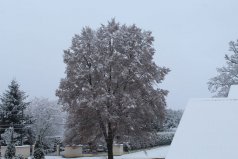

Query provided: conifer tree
[33,135,45,159]
[0,80,30,145]
[4,127,16,159]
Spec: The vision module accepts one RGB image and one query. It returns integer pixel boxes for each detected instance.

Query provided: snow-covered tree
[26,98,65,146]
[33,136,45,159]
[0,80,31,145]
[1,127,20,145]
[56,19,169,159]
[208,40,238,97]
[2,127,13,145]
[5,141,16,159]
[4,127,16,159]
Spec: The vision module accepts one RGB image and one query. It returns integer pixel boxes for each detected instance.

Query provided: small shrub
[15,154,24,159]
[126,132,175,150]
[5,142,16,159]
[33,136,45,159]
[33,148,45,159]
[157,132,174,145]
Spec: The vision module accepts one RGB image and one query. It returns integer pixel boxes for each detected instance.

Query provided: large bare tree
[208,40,238,97]
[56,19,169,159]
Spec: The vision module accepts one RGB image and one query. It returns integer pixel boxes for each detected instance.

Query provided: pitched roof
[166,97,238,159]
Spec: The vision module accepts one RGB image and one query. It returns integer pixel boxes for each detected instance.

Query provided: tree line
[0,80,64,151]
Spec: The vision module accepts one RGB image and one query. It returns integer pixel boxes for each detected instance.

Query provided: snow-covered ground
[37,145,169,159]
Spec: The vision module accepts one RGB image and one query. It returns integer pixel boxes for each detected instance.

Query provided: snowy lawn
[32,145,169,159]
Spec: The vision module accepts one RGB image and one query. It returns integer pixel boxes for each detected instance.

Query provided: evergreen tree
[33,136,45,159]
[4,127,16,159]
[0,80,30,145]
[5,141,16,159]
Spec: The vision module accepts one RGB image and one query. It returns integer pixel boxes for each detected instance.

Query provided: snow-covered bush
[5,142,16,159]
[126,132,175,150]
[4,127,16,159]
[15,154,24,159]
[162,109,183,131]
[33,148,45,159]
[33,137,45,159]
[157,132,174,146]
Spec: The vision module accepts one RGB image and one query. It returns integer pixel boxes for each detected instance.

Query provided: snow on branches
[208,40,238,97]
[56,19,169,159]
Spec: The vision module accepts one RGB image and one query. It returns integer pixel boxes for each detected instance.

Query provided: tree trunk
[107,139,113,159]
[107,122,114,159]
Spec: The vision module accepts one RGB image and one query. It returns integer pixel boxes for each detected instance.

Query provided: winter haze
[1,0,238,109]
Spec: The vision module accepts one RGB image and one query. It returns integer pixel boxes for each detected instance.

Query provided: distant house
[166,85,238,159]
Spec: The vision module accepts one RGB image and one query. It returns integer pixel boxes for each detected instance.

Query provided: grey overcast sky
[1,0,238,109]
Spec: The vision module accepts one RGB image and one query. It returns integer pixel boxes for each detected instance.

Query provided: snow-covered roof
[228,85,238,98]
[166,98,238,159]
